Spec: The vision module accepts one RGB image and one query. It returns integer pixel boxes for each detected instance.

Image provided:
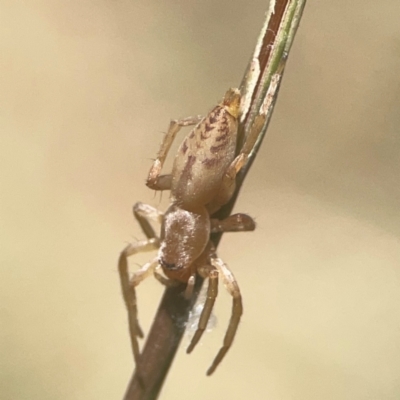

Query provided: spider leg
[119,239,159,365]
[147,115,203,190]
[133,202,163,239]
[119,201,163,363]
[186,269,218,353]
[211,213,255,233]
[207,255,243,375]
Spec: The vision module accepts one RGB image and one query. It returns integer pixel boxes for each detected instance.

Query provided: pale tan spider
[119,88,262,375]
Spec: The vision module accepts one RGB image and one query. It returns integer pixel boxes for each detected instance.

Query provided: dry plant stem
[123,1,306,399]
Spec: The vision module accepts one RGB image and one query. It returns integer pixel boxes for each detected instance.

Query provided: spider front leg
[146,115,203,190]
[208,255,243,376]
[119,248,158,365]
[118,202,162,364]
[186,214,254,373]
[187,269,219,353]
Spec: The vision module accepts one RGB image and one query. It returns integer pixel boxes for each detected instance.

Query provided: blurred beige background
[1,1,400,399]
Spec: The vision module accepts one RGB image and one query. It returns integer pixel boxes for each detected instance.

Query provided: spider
[119,88,262,375]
